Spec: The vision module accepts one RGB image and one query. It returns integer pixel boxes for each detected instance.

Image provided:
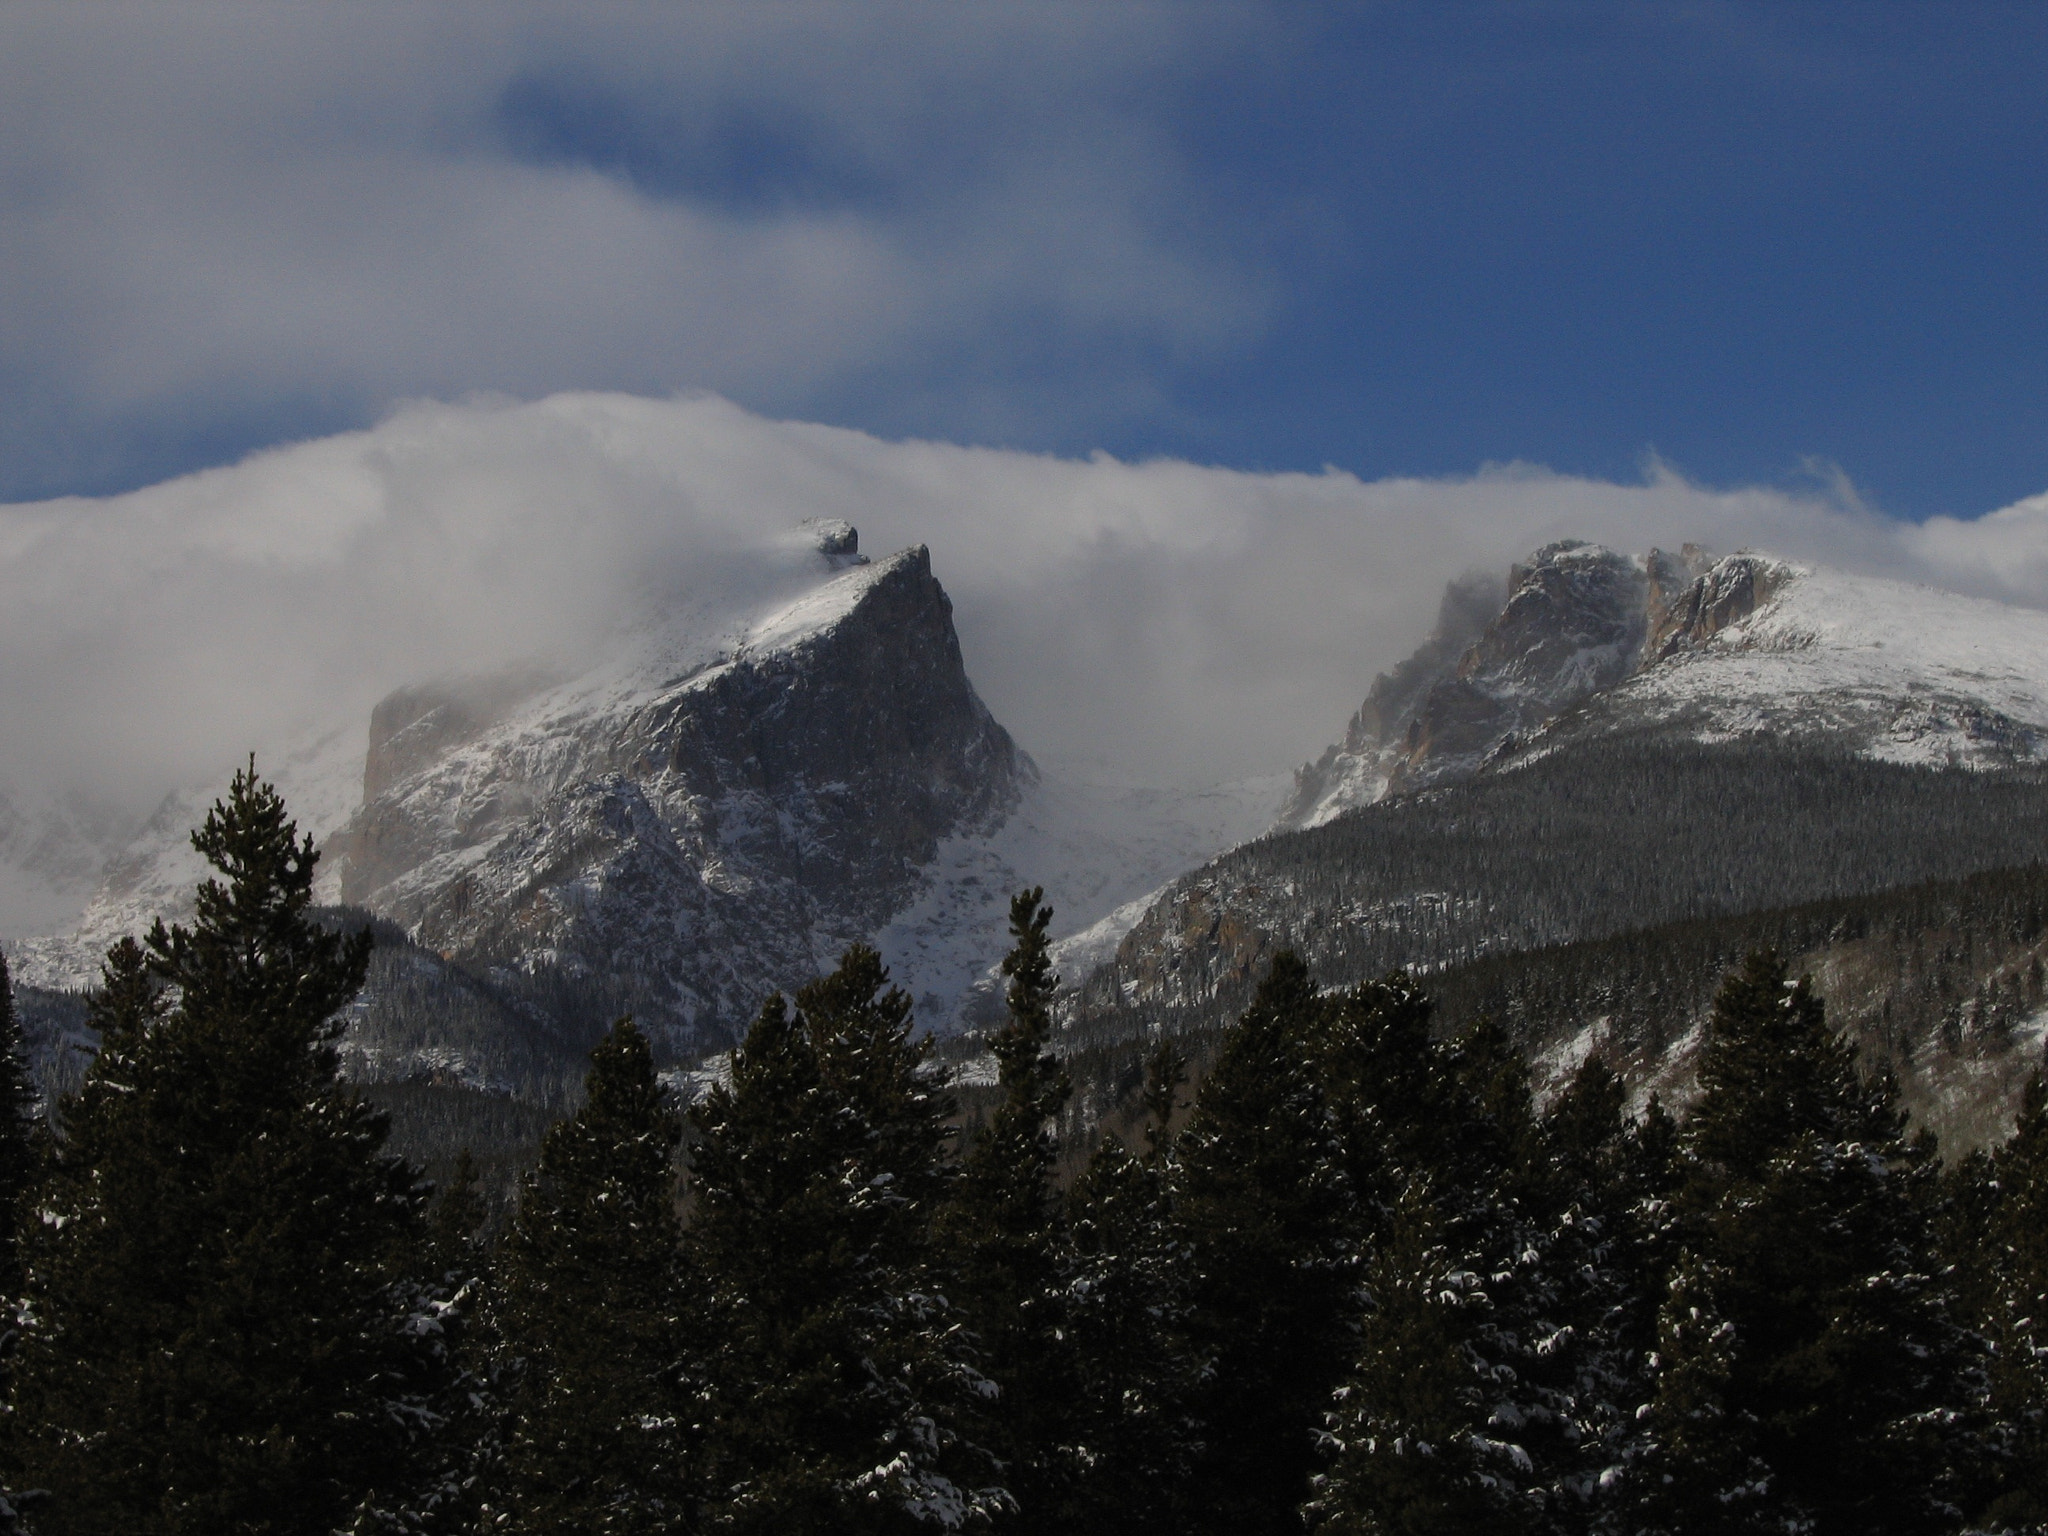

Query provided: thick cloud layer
[2,391,2041,821]
[0,4,1260,495]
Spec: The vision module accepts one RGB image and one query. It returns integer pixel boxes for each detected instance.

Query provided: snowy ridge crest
[1280,540,2048,829]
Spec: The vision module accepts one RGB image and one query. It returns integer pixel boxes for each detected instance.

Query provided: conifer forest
[4,770,2048,1535]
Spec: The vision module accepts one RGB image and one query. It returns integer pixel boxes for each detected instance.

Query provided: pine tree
[1305,1016,1544,1536]
[1628,950,1982,1536]
[1970,1070,2048,1528]
[496,1017,687,1534]
[1140,1034,1187,1159]
[1520,1058,1671,1526]
[0,949,42,1536]
[1175,951,1353,1536]
[7,764,445,1534]
[944,889,1074,1531]
[1630,1254,1774,1536]
[1308,1190,1526,1536]
[1316,971,1444,1246]
[0,953,32,1310]
[425,1148,489,1286]
[1060,1041,1202,1536]
[686,949,1004,1535]
[405,1147,500,1536]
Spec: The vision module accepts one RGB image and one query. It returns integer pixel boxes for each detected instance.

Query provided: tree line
[1080,741,2048,1031]
[0,767,2044,1533]
[1036,856,2048,1172]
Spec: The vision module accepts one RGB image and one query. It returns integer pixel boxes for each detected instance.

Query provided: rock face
[1275,570,1503,824]
[1645,545,1776,659]
[1281,540,2048,829]
[331,541,1026,1050]
[1283,541,1675,824]
[1090,539,2048,1149]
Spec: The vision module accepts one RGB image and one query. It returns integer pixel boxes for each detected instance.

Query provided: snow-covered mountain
[6,522,1279,1070]
[1281,540,2048,828]
[1069,539,2048,1147]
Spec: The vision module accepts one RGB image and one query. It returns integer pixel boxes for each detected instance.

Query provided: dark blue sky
[5,3,2046,519]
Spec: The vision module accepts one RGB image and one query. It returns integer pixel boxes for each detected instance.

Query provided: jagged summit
[795,517,866,567]
[10,525,1280,1077]
[1280,540,2048,829]
[327,543,1028,1047]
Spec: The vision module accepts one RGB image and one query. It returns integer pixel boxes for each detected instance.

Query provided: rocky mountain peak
[329,541,1025,1050]
[1282,537,2048,833]
[798,517,866,568]
[1281,541,1804,827]
[1646,550,1787,660]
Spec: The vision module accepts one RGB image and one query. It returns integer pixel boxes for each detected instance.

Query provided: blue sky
[3,2,2045,519]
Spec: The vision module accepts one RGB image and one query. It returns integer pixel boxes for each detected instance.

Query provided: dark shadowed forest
[2,773,2046,1534]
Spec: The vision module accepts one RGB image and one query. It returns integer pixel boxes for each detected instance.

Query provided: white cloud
[0,391,2033,830]
[0,3,1263,483]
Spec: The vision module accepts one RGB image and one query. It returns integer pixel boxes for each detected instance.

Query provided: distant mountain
[25,527,2048,1162]
[1074,541,2048,1145]
[1281,540,2048,827]
[6,522,1278,1105]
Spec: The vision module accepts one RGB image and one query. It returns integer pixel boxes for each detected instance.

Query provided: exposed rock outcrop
[1280,541,1833,827]
[332,543,1025,1049]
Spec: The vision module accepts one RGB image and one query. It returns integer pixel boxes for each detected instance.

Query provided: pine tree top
[146,760,370,1056]
[1689,949,1905,1181]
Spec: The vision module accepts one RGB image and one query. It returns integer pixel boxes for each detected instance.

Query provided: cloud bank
[3,391,2043,833]
[0,3,1262,496]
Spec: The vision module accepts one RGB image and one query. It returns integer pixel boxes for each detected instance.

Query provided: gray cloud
[1,392,2036,833]
[0,3,1264,491]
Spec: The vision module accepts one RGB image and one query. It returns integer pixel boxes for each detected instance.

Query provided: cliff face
[1278,540,1987,830]
[331,543,1025,1049]
[1090,541,2048,1149]
[1283,541,1673,825]
[1392,541,1649,787]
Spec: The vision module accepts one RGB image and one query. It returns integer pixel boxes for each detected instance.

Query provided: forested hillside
[1084,738,2048,1031]
[6,772,2047,1534]
[1042,859,2048,1164]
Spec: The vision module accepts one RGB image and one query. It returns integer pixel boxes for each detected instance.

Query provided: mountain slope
[1079,540,2048,1131]
[328,541,1025,1050]
[8,522,1280,1095]
[1281,541,2048,828]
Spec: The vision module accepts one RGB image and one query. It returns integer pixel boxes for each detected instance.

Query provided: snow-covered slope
[1282,542,2048,830]
[875,767,1284,1027]
[1577,560,2048,765]
[7,520,1280,1066]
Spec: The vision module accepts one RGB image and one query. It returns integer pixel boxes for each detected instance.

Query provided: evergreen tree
[1175,951,1353,1536]
[0,950,35,1307]
[1305,1016,1545,1536]
[1315,972,1444,1246]
[686,949,1003,1535]
[496,1018,687,1534]
[944,889,1074,1531]
[1308,1189,1527,1536]
[1140,1034,1188,1159]
[0,949,42,1536]
[7,764,445,1535]
[425,1148,489,1286]
[1628,950,1982,1536]
[1060,1041,1202,1536]
[1522,1059,1674,1528]
[406,1147,500,1536]
[1971,1069,2048,1528]
[1629,1253,1775,1536]
[1309,1024,1681,1536]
